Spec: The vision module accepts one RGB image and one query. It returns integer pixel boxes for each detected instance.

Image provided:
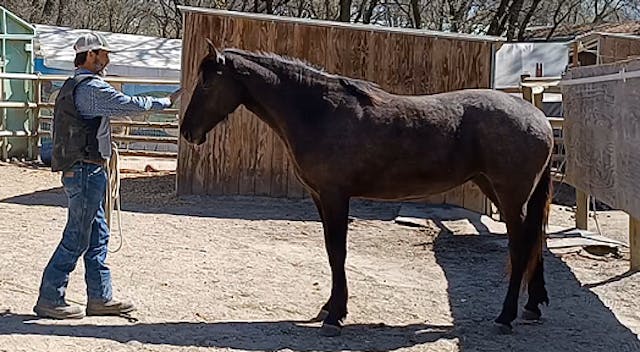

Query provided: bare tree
[593,0,628,23]
[410,0,421,28]
[339,0,351,21]
[504,0,524,40]
[446,0,474,32]
[4,0,640,42]
[363,0,378,23]
[516,0,542,40]
[542,0,583,39]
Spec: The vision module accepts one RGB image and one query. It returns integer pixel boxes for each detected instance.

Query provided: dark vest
[51,74,103,172]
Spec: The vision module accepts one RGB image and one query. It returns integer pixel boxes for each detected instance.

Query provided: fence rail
[0,72,180,161]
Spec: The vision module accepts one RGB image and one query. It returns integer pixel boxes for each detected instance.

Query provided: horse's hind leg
[492,163,551,332]
[310,192,350,336]
[494,206,528,333]
[523,258,547,321]
[523,166,552,320]
[491,180,538,333]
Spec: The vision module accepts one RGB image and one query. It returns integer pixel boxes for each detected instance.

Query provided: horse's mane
[222,48,384,104]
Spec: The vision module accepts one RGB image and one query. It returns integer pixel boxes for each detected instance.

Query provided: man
[34,32,181,319]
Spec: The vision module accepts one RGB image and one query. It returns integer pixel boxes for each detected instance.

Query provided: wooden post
[1,134,6,161]
[29,78,41,160]
[522,86,533,103]
[572,41,579,67]
[533,90,544,110]
[630,216,640,271]
[576,189,589,230]
[0,70,5,161]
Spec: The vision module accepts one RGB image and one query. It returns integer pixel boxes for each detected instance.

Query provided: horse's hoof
[310,309,329,322]
[521,308,541,321]
[493,322,513,334]
[320,323,342,337]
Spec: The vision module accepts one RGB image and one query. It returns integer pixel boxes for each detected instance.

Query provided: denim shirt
[73,68,172,159]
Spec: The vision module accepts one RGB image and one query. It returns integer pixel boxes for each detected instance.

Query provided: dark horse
[181,41,554,336]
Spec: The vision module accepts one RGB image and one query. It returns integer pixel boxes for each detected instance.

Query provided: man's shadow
[0,312,452,351]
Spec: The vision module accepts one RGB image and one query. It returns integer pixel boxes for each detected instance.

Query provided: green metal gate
[0,6,35,160]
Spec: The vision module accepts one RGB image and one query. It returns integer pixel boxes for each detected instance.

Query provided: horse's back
[430,89,553,146]
[437,89,549,126]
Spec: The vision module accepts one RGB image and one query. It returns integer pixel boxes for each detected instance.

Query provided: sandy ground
[0,161,639,352]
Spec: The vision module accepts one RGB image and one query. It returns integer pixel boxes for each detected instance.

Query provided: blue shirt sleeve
[74,77,172,119]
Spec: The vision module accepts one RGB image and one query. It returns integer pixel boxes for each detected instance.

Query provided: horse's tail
[523,161,553,283]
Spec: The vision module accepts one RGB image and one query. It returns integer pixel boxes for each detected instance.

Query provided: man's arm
[75,78,173,118]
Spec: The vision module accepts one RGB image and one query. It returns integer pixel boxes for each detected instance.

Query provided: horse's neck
[238,66,312,144]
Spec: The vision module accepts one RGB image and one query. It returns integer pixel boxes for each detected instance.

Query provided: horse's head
[181,40,245,145]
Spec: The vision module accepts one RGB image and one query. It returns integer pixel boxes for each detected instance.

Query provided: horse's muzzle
[181,129,206,145]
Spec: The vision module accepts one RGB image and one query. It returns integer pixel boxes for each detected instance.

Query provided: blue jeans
[38,161,112,305]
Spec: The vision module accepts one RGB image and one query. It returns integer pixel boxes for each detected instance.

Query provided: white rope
[106,141,123,253]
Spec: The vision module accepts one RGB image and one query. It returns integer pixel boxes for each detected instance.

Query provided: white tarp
[494,42,570,89]
[35,24,181,79]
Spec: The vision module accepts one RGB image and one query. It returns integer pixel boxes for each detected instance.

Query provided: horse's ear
[204,38,217,54]
[204,38,225,66]
[204,39,220,55]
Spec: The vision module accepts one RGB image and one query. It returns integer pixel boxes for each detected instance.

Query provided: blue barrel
[40,139,52,166]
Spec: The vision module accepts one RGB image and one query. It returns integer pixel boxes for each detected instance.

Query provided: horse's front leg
[309,194,330,323]
[312,193,350,336]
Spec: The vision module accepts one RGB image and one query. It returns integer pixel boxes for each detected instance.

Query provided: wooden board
[412,35,434,94]
[236,19,262,195]
[463,181,487,215]
[631,217,640,271]
[365,31,390,89]
[599,36,618,64]
[563,58,640,221]
[253,20,277,196]
[268,20,294,198]
[600,35,640,64]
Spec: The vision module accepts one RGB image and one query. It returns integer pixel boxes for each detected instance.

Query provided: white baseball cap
[73,32,113,53]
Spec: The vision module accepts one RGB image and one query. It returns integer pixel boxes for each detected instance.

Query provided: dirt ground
[0,161,639,352]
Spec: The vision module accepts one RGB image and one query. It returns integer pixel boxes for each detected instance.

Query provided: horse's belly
[353,173,468,201]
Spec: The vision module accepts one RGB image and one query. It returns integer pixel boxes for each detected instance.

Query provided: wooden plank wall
[562,58,640,269]
[178,12,495,214]
[599,35,640,64]
[563,58,640,220]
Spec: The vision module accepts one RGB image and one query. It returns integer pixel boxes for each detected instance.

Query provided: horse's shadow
[0,313,451,351]
[432,226,640,351]
[0,174,402,222]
